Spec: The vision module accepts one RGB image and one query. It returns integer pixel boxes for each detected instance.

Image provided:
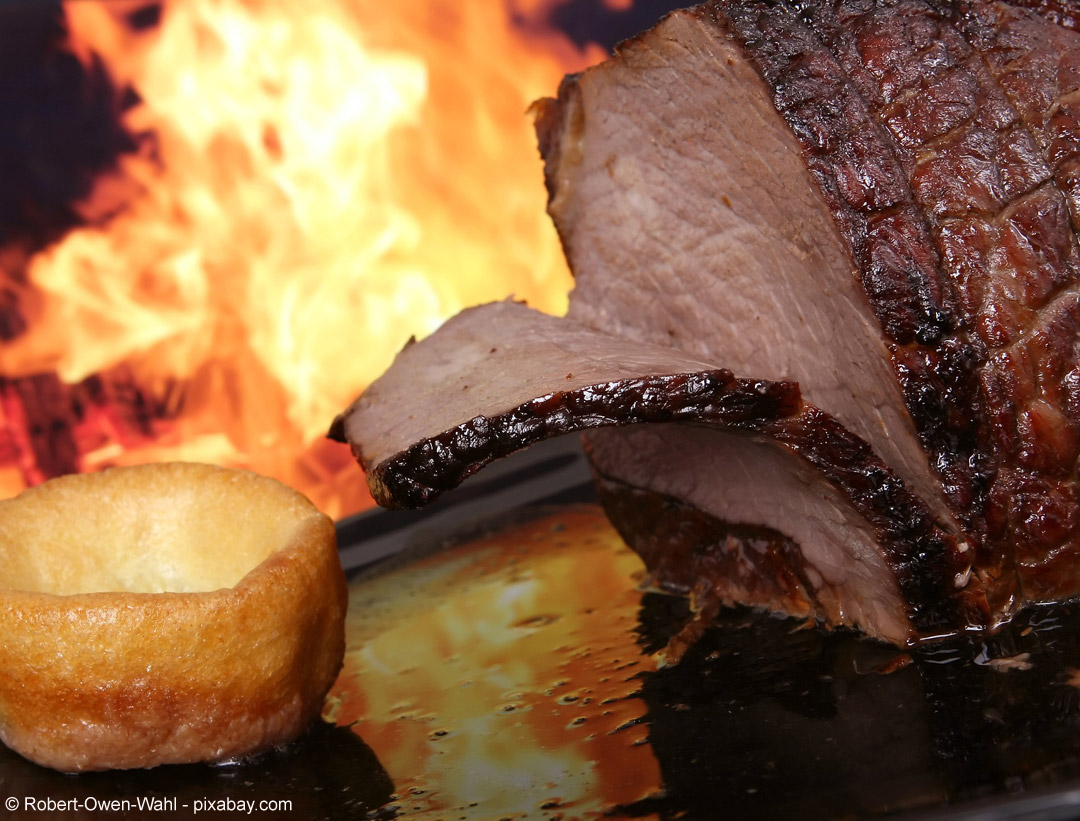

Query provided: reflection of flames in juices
[1,0,601,517]
[330,508,664,816]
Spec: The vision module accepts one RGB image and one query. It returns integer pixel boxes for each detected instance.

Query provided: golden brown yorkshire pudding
[0,462,347,772]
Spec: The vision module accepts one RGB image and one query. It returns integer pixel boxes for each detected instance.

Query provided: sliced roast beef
[330,300,797,508]
[331,0,1080,645]
[532,0,1080,618]
[331,300,975,645]
[532,6,954,532]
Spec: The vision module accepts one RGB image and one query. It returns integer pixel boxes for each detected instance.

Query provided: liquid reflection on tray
[628,597,1080,819]
[0,720,394,819]
[336,505,1080,820]
[7,505,1080,819]
[331,508,664,818]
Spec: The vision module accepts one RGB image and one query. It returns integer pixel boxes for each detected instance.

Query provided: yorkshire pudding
[0,462,347,772]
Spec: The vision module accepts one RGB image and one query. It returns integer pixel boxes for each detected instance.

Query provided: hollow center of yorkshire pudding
[0,463,312,595]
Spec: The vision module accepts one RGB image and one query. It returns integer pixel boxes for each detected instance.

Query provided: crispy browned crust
[758,406,980,634]
[0,463,347,772]
[535,0,1080,613]
[338,0,1080,645]
[690,0,1080,608]
[361,369,800,509]
[356,362,975,637]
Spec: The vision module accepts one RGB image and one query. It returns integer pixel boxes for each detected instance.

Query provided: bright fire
[0,0,603,517]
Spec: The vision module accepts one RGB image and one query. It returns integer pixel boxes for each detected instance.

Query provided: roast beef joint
[331,0,1080,651]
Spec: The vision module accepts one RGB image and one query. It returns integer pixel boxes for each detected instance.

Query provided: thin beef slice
[332,0,1080,645]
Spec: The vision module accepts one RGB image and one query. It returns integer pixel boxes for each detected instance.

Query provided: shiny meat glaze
[534,0,1080,621]
[937,0,1080,601]
[724,0,1080,613]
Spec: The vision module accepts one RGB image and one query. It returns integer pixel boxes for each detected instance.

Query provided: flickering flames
[1,0,603,517]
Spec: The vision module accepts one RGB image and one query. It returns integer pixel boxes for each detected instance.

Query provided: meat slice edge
[535,0,1080,615]
[586,423,971,646]
[532,5,955,532]
[330,300,799,509]
[722,0,1080,608]
[330,300,975,644]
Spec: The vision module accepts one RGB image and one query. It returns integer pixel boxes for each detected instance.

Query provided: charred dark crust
[363,353,978,632]
[365,370,800,509]
[758,407,984,633]
[707,0,955,347]
[327,414,346,444]
[703,0,1080,586]
[998,0,1080,29]
[703,0,989,532]
[592,418,982,637]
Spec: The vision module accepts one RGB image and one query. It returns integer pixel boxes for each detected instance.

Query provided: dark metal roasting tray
[4,437,1080,820]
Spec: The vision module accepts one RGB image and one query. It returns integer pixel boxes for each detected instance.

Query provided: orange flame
[1,0,602,517]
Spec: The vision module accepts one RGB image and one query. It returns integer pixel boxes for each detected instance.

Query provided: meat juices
[332,0,1080,647]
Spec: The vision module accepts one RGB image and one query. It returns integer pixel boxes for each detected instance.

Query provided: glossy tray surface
[333,505,1080,821]
[6,499,1080,820]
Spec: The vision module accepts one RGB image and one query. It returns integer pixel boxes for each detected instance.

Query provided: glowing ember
[0,0,601,516]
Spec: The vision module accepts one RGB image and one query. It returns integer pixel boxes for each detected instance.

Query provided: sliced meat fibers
[333,0,1080,646]
[331,301,973,645]
[534,0,1080,624]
